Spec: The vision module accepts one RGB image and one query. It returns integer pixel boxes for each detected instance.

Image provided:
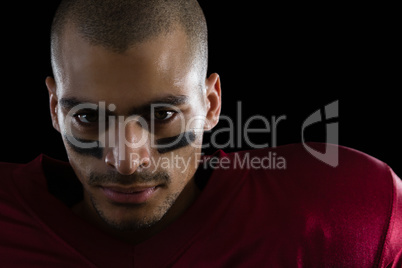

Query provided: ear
[204,73,221,130]
[45,76,61,133]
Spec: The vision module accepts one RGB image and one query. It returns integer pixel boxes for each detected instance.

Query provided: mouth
[100,185,160,204]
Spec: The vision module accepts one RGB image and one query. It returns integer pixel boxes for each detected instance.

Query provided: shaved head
[50,0,208,81]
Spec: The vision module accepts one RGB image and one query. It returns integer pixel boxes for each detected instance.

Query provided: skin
[45,24,221,244]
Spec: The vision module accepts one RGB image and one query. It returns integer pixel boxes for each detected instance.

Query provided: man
[0,0,401,267]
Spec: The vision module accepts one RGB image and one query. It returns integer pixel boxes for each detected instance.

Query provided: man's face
[46,26,220,231]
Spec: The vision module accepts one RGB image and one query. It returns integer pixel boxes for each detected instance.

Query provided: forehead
[54,26,201,108]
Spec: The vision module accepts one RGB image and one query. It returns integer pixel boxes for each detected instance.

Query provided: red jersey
[0,143,401,267]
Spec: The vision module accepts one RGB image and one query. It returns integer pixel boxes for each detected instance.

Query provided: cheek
[67,151,100,184]
[64,135,104,159]
[174,147,201,178]
[68,159,88,186]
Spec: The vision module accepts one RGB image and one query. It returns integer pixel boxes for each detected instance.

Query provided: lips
[100,185,159,204]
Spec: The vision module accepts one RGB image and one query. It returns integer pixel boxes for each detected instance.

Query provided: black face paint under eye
[156,131,196,154]
[64,135,104,160]
[63,131,196,158]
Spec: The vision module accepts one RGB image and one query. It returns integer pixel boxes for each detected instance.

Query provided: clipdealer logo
[62,100,340,170]
[302,100,339,167]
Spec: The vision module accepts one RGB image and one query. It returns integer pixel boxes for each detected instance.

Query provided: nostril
[139,157,151,170]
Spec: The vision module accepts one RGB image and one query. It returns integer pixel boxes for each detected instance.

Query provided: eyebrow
[130,95,189,115]
[59,95,189,116]
[59,98,88,110]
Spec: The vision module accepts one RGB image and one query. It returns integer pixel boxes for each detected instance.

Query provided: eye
[153,110,176,121]
[74,111,99,125]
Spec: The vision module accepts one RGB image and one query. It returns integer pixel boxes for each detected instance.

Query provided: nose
[105,119,150,175]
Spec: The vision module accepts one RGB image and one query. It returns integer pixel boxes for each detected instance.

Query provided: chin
[103,214,164,231]
[90,191,179,231]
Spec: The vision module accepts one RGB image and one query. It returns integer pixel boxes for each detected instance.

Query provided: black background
[1,2,400,175]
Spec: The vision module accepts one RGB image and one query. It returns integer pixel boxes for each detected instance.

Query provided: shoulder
[0,161,27,196]
[0,156,44,179]
[222,142,397,209]
[209,143,401,265]
[220,142,394,185]
[208,142,397,211]
[0,161,22,176]
[0,155,47,202]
